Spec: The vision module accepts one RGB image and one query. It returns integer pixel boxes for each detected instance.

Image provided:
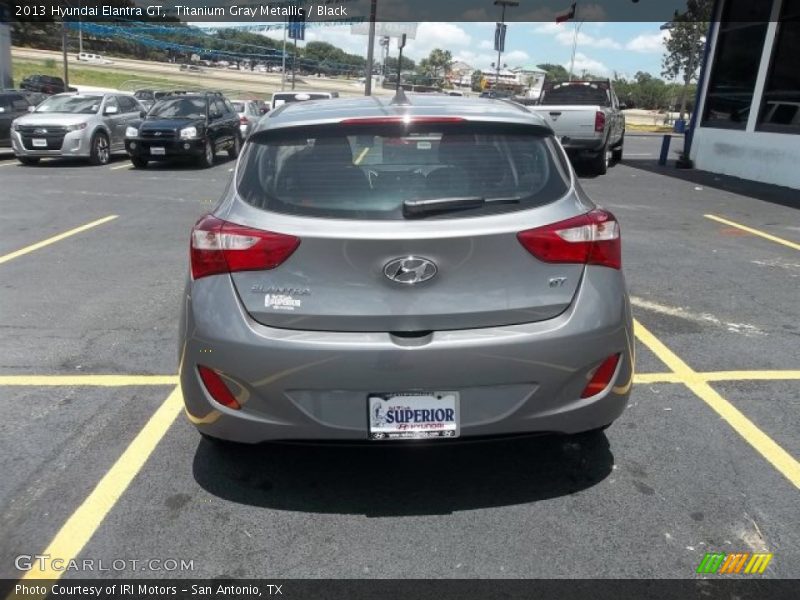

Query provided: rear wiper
[403,196,522,218]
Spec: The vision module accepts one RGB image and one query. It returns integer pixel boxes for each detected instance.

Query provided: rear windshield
[236,123,569,220]
[540,83,610,106]
[231,101,246,112]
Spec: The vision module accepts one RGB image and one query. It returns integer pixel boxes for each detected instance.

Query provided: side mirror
[104,106,119,115]
[140,110,147,118]
[28,106,36,112]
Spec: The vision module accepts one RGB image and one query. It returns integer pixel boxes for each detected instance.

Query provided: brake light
[190,214,300,279]
[198,366,241,409]
[517,209,621,269]
[339,116,466,125]
[240,115,249,124]
[595,111,606,133]
[581,354,621,398]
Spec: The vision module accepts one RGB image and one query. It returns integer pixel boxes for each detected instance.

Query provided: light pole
[493,0,518,88]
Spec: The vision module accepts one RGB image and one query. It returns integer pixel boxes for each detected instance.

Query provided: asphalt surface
[0,134,798,580]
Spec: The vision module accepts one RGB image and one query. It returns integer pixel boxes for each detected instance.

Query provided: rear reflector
[581,354,621,398]
[190,214,300,279]
[198,365,241,410]
[517,209,621,269]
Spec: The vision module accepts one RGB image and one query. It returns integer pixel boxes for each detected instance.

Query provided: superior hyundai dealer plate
[368,392,459,440]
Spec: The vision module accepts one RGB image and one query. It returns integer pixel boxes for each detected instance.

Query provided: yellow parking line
[109,162,132,170]
[705,214,800,252]
[0,161,17,168]
[18,386,183,584]
[700,371,800,382]
[354,147,370,165]
[634,319,800,489]
[0,215,118,266]
[634,373,684,384]
[0,375,178,386]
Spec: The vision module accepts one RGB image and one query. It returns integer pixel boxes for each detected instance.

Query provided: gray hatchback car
[179,94,633,444]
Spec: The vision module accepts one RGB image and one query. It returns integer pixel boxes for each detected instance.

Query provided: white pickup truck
[529,80,625,175]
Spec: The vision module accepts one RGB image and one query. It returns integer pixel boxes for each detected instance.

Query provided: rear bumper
[179,268,633,443]
[560,137,606,154]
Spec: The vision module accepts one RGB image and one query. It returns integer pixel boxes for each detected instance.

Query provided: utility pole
[396,34,406,92]
[292,37,297,90]
[493,1,518,88]
[281,17,287,90]
[62,21,70,88]
[568,21,584,81]
[364,0,377,95]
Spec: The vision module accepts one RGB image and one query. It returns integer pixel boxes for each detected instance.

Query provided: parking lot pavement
[0,138,798,580]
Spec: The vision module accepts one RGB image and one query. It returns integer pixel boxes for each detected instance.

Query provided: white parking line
[0,161,18,168]
[110,162,132,170]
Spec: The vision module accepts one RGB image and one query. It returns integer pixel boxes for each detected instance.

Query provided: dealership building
[689,0,800,189]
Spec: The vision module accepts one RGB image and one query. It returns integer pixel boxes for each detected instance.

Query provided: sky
[250,21,671,79]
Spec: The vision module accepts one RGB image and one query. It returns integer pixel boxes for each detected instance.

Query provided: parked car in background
[124,92,241,168]
[10,92,144,165]
[230,99,267,138]
[0,91,37,149]
[179,94,632,445]
[77,52,113,64]
[269,91,338,111]
[133,89,169,112]
[179,64,204,73]
[529,80,625,176]
[19,74,77,95]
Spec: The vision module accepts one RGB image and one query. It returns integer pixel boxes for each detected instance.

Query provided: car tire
[17,157,40,166]
[130,156,148,169]
[89,131,110,166]
[227,133,242,159]
[591,142,609,176]
[611,133,624,163]
[198,138,215,168]
[199,432,240,448]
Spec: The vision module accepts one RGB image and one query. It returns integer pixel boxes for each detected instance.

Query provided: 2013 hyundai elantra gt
[178,94,634,444]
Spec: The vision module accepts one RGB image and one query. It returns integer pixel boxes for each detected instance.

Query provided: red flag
[556,3,576,23]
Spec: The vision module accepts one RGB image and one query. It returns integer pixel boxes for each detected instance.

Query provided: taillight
[581,354,621,398]
[516,209,621,269]
[198,366,241,409]
[240,115,249,124]
[190,214,300,280]
[595,111,606,133]
[339,116,466,125]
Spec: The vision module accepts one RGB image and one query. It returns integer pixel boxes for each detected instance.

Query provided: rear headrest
[308,136,354,165]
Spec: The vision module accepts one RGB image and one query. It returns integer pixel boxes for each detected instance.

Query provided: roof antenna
[391,86,410,106]
[390,34,411,106]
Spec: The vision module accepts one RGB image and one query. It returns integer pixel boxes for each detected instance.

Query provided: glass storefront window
[757,0,800,133]
[701,0,773,129]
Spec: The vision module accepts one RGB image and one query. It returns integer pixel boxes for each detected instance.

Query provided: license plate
[150,146,165,155]
[368,392,459,440]
[32,138,47,148]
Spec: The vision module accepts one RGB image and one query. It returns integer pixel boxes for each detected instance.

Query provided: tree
[662,0,712,120]
[417,48,452,79]
[470,69,483,92]
[385,55,416,72]
[537,63,570,82]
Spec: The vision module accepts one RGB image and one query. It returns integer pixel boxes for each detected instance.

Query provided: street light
[493,1,519,89]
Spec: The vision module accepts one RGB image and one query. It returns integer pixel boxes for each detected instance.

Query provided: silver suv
[179,94,633,444]
[11,92,144,165]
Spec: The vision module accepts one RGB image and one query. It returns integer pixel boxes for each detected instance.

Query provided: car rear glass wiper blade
[403,196,486,218]
[402,196,524,218]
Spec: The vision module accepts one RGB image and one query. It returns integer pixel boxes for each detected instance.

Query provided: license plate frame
[32,138,47,148]
[150,146,166,155]
[367,392,460,441]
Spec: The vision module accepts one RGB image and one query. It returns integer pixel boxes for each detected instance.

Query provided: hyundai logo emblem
[383,257,437,285]
[33,128,47,135]
[154,131,162,136]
